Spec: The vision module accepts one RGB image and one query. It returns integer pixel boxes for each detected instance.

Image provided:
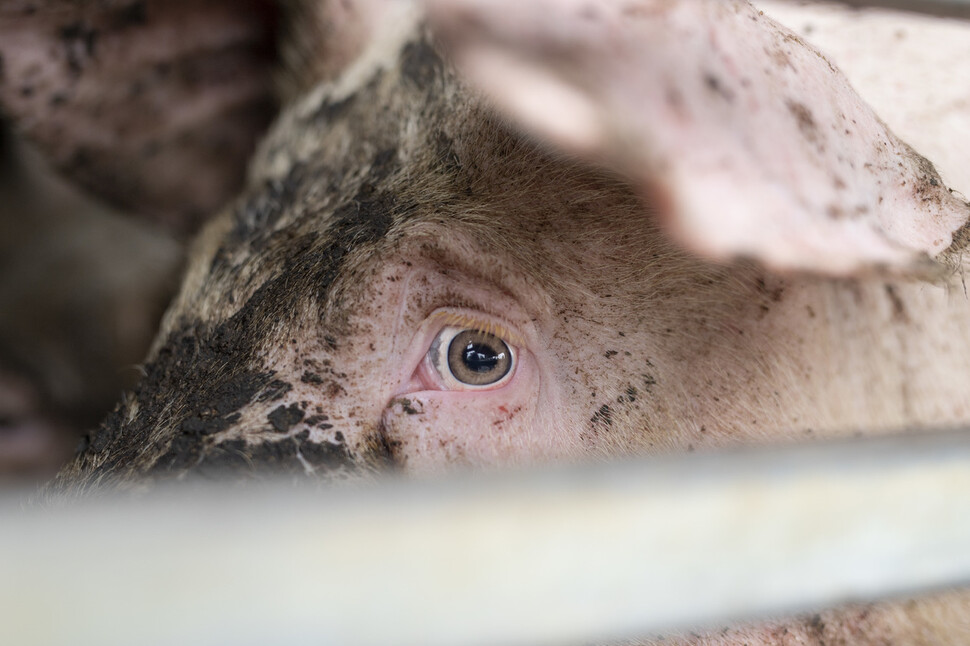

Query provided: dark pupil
[447,330,512,385]
[462,342,504,373]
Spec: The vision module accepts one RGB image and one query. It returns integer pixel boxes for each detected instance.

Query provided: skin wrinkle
[392,261,415,353]
[409,241,547,333]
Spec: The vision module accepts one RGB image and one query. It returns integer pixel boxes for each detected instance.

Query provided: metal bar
[809,0,970,19]
[2,429,970,646]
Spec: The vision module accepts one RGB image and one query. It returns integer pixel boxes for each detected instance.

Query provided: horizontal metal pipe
[2,429,970,646]
[811,0,970,19]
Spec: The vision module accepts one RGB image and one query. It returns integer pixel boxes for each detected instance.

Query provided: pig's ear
[427,0,970,275]
[0,0,278,234]
[276,0,384,102]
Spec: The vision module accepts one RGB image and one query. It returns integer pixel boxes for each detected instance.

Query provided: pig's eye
[427,326,516,390]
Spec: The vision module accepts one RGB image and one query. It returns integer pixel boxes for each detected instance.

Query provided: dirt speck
[400,39,442,89]
[642,374,657,392]
[703,73,735,102]
[300,371,324,385]
[786,100,823,149]
[267,404,305,432]
[591,404,613,428]
[393,398,423,415]
[257,379,292,403]
[304,414,333,430]
[884,284,909,323]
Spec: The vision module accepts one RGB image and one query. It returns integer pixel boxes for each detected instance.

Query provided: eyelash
[415,309,522,392]
[424,310,524,347]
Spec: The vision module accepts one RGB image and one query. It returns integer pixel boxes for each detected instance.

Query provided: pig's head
[52,5,733,486]
[18,0,963,492]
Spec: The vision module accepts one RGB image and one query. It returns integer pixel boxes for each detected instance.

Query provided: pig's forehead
[182,33,653,323]
[193,132,648,326]
[247,24,643,217]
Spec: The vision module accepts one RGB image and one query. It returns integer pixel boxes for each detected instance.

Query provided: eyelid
[392,306,529,397]
[425,310,525,347]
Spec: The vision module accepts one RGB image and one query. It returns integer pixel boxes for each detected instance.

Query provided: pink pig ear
[0,0,278,234]
[427,0,970,275]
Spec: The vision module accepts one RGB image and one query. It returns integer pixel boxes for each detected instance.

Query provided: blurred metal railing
[2,429,969,646]
[816,0,970,19]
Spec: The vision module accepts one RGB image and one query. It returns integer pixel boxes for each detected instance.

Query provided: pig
[3,0,970,643]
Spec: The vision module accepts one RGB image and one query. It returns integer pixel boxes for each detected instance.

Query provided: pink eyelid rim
[395,307,528,396]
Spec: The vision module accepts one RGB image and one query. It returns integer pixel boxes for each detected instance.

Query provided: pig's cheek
[379,354,548,473]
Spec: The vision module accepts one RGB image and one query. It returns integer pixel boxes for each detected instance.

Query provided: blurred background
[0,118,182,486]
[0,0,277,487]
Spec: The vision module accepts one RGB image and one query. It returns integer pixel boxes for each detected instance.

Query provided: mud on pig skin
[41,0,970,487]
[4,0,970,644]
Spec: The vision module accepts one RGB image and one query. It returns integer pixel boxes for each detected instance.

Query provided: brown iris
[446,330,512,386]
